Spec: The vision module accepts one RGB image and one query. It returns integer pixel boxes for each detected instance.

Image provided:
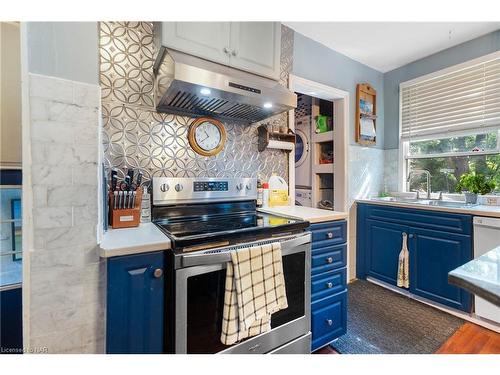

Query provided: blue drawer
[310,220,347,249]
[363,204,472,235]
[311,243,347,275]
[311,290,347,351]
[311,268,346,301]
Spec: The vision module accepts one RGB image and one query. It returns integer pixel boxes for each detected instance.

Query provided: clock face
[194,121,222,151]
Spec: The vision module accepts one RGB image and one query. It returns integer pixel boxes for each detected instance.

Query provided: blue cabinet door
[409,228,472,312]
[311,290,347,351]
[106,251,165,354]
[365,219,408,286]
[0,287,22,353]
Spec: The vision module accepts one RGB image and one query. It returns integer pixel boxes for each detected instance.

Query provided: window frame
[398,51,500,192]
[400,131,500,193]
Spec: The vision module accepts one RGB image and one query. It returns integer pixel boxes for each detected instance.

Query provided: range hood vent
[153,48,297,123]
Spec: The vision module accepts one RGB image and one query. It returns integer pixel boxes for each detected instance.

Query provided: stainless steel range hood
[153,47,297,123]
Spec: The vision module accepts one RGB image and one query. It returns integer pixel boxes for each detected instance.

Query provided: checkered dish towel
[220,242,288,346]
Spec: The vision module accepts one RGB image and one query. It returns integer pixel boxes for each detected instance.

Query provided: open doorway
[288,75,348,213]
[0,21,23,354]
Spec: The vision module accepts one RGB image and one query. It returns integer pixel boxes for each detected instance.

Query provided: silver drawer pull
[248,344,261,351]
[326,282,333,288]
[326,319,333,326]
[326,257,333,264]
[153,268,163,278]
[326,232,334,239]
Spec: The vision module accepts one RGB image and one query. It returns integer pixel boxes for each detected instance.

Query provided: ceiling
[284,22,500,72]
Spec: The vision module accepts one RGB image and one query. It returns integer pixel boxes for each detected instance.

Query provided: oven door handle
[181,232,312,268]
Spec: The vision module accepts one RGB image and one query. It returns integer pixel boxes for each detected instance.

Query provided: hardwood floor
[313,346,339,354]
[436,323,500,354]
[314,323,500,354]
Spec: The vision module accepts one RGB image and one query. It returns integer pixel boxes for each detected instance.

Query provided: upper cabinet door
[162,22,231,65]
[229,22,281,80]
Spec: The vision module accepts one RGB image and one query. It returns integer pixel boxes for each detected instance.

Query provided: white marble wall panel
[384,148,400,193]
[347,145,385,281]
[26,73,103,353]
[347,145,385,206]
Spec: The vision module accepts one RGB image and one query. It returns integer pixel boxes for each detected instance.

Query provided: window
[0,170,22,287]
[400,52,500,194]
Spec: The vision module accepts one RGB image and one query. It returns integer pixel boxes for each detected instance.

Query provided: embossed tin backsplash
[99,22,293,184]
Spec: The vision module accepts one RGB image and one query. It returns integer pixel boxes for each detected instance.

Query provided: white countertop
[357,198,500,217]
[258,205,348,223]
[99,207,347,258]
[99,222,171,258]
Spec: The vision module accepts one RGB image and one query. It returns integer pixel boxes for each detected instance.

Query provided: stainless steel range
[152,177,312,354]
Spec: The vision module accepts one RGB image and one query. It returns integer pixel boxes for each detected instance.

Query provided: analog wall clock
[188,117,226,156]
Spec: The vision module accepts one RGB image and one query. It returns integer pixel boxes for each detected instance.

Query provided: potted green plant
[455,173,496,204]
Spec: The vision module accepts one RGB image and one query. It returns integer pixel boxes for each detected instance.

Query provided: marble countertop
[357,198,500,218]
[258,205,348,223]
[99,207,347,258]
[449,246,500,307]
[99,222,171,258]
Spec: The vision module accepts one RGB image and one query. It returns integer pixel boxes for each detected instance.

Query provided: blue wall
[292,32,385,149]
[27,22,99,85]
[384,30,500,149]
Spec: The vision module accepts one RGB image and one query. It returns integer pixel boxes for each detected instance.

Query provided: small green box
[315,115,332,133]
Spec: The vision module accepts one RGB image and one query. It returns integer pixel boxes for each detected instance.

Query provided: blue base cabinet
[106,251,165,354]
[0,286,22,354]
[409,227,471,311]
[365,220,409,286]
[357,203,472,312]
[309,220,347,352]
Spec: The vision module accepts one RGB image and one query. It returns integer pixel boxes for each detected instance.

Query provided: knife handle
[111,169,118,191]
[113,191,118,210]
[127,168,134,182]
[135,171,143,189]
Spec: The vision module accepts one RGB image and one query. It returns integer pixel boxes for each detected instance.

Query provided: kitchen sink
[371,196,474,208]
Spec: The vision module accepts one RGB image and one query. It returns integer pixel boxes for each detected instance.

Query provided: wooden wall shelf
[355,83,377,146]
[257,125,296,152]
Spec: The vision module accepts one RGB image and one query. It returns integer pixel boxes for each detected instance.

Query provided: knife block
[109,189,143,229]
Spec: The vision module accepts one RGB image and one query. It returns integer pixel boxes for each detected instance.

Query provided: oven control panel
[153,177,258,205]
[193,181,229,192]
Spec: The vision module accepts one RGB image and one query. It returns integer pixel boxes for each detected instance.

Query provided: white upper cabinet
[228,22,281,80]
[160,22,281,80]
[162,22,231,65]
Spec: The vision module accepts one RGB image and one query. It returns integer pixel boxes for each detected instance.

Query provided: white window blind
[401,53,500,141]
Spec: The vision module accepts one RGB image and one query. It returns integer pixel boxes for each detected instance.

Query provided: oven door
[175,233,311,354]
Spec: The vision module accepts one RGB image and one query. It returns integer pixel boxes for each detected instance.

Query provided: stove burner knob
[175,183,183,192]
[160,183,169,192]
[236,183,244,191]
[246,183,252,191]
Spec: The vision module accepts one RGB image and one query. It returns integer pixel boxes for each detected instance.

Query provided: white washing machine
[295,188,312,207]
[295,116,311,188]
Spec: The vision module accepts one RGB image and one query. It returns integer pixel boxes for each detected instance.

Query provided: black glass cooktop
[155,212,301,238]
[152,200,309,251]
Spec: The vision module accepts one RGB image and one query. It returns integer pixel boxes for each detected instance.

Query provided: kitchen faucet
[407,169,431,199]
